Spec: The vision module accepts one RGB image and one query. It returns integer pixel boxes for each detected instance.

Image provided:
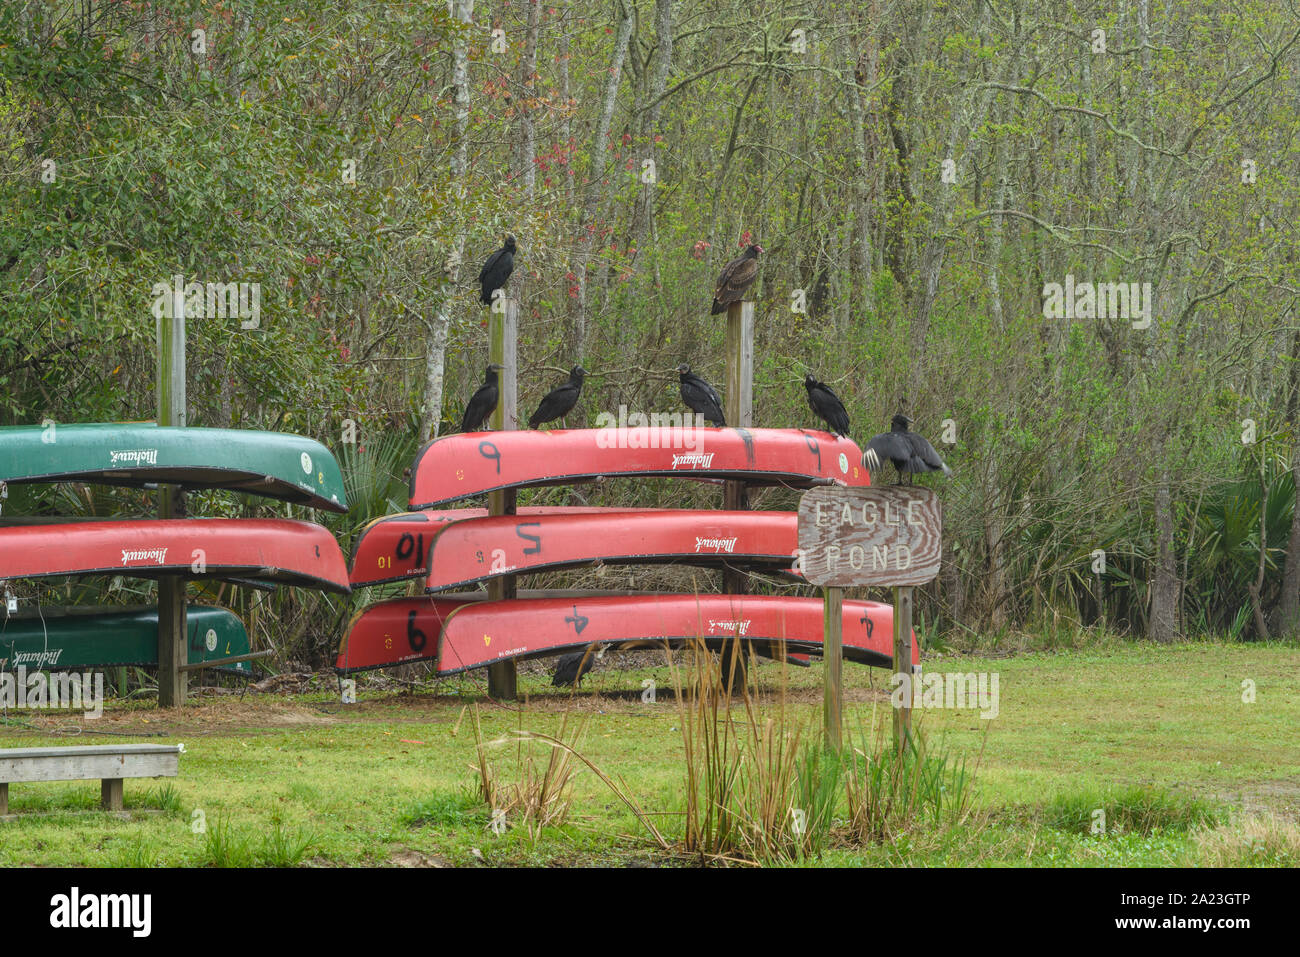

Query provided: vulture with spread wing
[862,414,952,484]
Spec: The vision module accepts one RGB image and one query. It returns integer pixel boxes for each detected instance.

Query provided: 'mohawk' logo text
[708,619,751,637]
[109,449,159,466]
[121,547,168,565]
[694,536,737,553]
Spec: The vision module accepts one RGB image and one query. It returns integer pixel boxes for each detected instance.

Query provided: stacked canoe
[336,426,916,677]
[0,423,350,673]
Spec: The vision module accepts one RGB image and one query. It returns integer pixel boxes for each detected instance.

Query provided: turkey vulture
[528,365,586,429]
[459,364,503,433]
[862,414,951,484]
[710,243,762,315]
[479,235,516,306]
[553,645,605,687]
[804,374,850,438]
[677,363,725,427]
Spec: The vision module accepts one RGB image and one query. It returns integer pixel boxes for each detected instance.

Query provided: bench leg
[0,782,7,816]
[101,779,123,812]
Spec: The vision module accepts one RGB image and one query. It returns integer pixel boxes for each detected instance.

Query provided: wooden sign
[796,486,942,587]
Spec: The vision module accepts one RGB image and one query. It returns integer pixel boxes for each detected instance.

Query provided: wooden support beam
[101,778,123,812]
[487,299,519,700]
[823,585,843,750]
[892,585,914,753]
[178,649,275,673]
[720,301,755,690]
[157,280,187,708]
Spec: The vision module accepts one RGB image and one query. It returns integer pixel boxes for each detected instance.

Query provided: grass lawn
[0,639,1296,867]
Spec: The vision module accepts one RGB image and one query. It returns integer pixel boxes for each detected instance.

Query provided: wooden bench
[0,744,182,814]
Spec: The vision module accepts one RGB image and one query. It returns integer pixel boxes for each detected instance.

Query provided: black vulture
[677,363,725,427]
[528,365,586,429]
[804,374,850,438]
[552,645,605,687]
[459,364,503,433]
[862,414,952,484]
[710,244,762,315]
[479,235,516,306]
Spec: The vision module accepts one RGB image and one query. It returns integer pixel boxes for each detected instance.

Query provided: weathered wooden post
[157,278,187,707]
[892,585,914,752]
[486,297,518,700]
[797,486,941,751]
[821,585,844,749]
[719,301,754,689]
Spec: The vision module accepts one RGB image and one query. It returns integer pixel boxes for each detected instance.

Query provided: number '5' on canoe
[0,605,255,673]
[0,423,347,513]
[408,427,867,509]
[0,519,350,593]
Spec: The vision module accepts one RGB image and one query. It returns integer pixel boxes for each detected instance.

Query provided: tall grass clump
[843,714,981,844]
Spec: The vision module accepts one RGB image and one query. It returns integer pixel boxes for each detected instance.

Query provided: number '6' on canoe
[0,423,347,513]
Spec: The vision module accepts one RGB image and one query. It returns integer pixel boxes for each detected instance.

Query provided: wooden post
[892,585,914,753]
[720,301,755,689]
[101,778,124,812]
[486,299,518,700]
[157,279,187,708]
[822,586,843,750]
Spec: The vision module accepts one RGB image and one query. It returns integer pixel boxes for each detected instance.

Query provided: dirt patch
[387,847,452,868]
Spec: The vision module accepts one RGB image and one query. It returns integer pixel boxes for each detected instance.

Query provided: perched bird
[710,243,762,315]
[862,414,952,484]
[479,235,516,306]
[459,364,503,433]
[804,374,850,438]
[677,363,726,427]
[552,645,606,687]
[528,365,586,429]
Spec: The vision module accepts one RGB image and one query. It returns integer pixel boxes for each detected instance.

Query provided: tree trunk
[1149,470,1180,642]
[570,2,633,357]
[419,0,473,441]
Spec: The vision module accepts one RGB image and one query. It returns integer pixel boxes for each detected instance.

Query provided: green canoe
[0,605,255,674]
[0,422,346,512]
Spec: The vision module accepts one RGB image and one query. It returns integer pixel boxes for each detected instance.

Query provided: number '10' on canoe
[335,595,913,674]
[0,423,347,513]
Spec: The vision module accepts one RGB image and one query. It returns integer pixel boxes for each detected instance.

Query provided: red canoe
[409,427,867,509]
[0,519,350,593]
[335,597,472,671]
[334,594,912,674]
[424,510,799,592]
[436,595,910,674]
[348,507,667,587]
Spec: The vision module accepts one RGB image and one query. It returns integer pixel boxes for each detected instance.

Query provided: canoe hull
[0,423,347,512]
[0,519,351,593]
[0,605,254,673]
[409,427,867,508]
[334,595,914,675]
[424,510,799,592]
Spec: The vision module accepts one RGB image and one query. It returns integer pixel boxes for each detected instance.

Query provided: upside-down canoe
[0,423,347,512]
[348,507,666,586]
[0,519,350,593]
[409,427,867,509]
[334,594,911,674]
[334,598,471,671]
[0,605,255,674]
[424,510,799,592]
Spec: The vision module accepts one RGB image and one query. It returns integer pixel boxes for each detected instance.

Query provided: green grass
[0,640,1295,866]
